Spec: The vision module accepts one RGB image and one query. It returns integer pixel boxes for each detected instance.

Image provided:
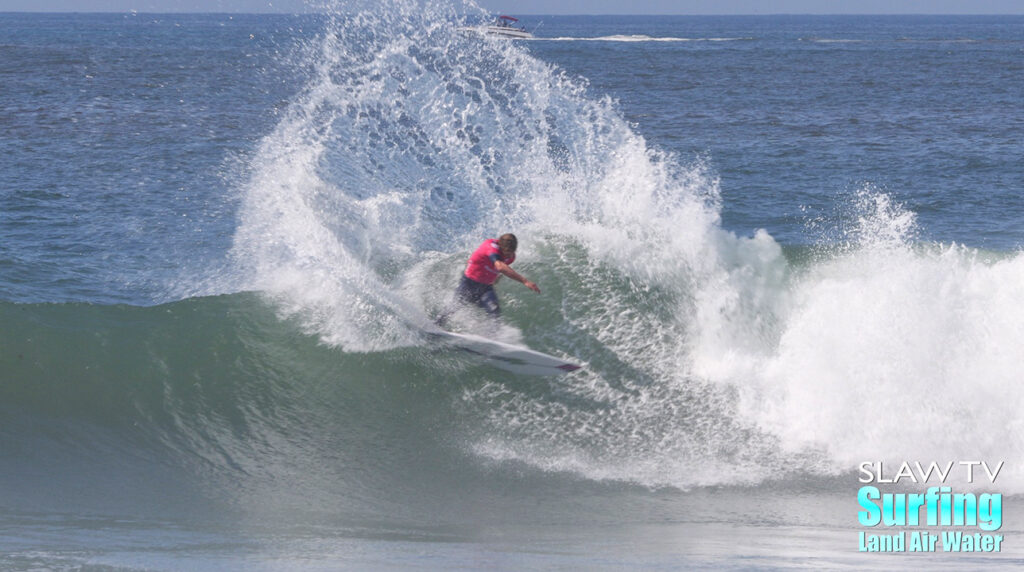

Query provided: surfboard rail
[424,329,582,376]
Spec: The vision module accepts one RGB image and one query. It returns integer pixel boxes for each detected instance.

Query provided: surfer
[437,233,540,325]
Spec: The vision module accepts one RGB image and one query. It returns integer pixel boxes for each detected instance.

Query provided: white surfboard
[424,328,582,376]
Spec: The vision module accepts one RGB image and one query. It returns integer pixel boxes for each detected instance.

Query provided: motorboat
[461,15,533,39]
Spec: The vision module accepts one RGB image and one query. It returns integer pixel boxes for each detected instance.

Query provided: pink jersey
[464,239,515,285]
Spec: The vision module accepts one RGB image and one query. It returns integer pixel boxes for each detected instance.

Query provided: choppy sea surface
[2,4,1023,570]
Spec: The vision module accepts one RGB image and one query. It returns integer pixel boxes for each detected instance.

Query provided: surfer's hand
[524,280,540,293]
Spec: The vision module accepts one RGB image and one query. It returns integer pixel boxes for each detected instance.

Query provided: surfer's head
[498,233,517,255]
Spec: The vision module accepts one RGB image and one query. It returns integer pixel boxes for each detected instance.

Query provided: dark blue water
[525,15,1024,248]
[1,13,303,304]
[3,13,1021,304]
[2,8,1023,570]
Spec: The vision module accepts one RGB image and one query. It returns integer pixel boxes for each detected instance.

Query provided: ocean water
[1,2,1023,569]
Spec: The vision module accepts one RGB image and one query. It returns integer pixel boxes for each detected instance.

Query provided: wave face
[0,295,508,522]
[3,2,1024,526]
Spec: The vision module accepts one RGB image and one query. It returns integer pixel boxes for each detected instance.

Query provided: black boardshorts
[455,275,501,317]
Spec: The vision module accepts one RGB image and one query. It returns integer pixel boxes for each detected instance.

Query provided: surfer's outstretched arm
[494,261,540,293]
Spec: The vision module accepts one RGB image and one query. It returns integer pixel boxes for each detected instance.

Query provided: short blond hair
[498,233,518,252]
